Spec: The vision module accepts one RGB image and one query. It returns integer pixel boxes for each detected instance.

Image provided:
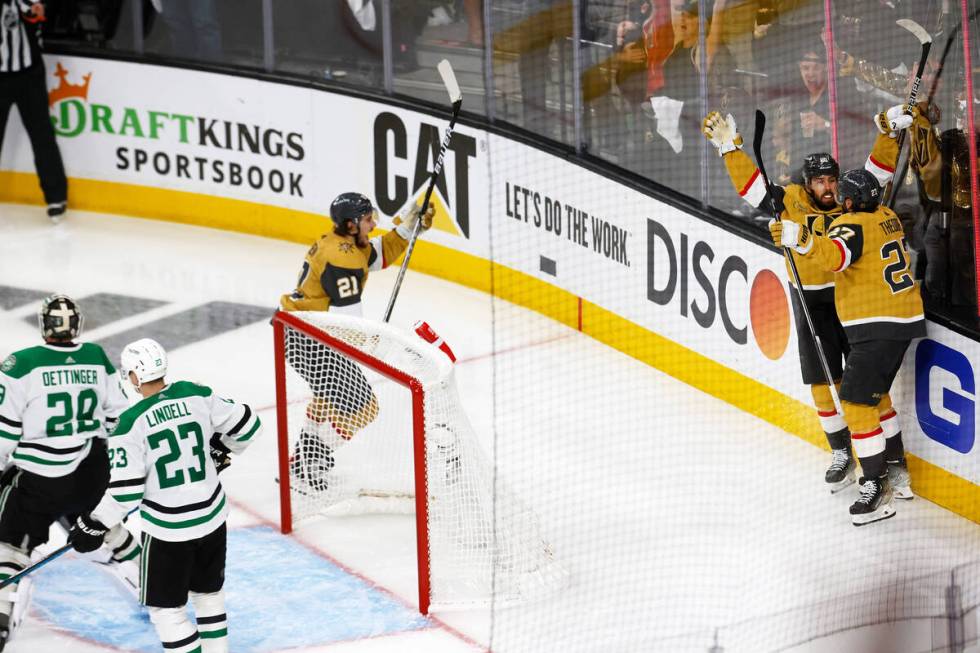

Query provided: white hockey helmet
[120,338,168,386]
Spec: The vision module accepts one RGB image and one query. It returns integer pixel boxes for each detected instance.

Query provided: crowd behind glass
[41,0,980,326]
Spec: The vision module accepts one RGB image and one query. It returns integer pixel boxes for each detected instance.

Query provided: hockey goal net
[272,310,565,613]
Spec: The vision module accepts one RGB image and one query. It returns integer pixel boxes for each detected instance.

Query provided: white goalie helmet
[120,338,168,386]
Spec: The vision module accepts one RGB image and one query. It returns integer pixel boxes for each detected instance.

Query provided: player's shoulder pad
[165,380,213,399]
[1,345,51,379]
[112,381,214,436]
[782,184,811,211]
[320,232,367,267]
[111,399,149,437]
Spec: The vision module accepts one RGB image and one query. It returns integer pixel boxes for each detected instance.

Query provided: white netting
[278,311,567,609]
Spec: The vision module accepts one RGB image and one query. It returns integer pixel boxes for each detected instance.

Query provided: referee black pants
[0,61,67,205]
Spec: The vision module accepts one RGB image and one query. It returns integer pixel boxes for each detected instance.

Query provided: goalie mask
[121,338,168,387]
[38,294,83,342]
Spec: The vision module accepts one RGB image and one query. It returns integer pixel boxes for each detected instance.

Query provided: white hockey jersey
[92,380,261,542]
[0,343,129,477]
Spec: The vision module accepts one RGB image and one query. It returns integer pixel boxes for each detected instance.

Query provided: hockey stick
[884,19,933,208]
[0,508,139,590]
[0,544,71,590]
[753,110,843,414]
[887,9,980,213]
[382,59,463,323]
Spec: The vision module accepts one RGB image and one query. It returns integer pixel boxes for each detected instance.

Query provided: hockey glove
[69,514,109,553]
[394,204,435,239]
[768,219,813,254]
[874,105,913,137]
[210,434,232,474]
[702,111,743,156]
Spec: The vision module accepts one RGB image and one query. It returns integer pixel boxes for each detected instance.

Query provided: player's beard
[355,233,369,248]
[808,188,838,212]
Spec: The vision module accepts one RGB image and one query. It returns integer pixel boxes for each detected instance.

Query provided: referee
[0,0,67,221]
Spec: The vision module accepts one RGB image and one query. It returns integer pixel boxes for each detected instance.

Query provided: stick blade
[897,18,932,44]
[437,59,462,104]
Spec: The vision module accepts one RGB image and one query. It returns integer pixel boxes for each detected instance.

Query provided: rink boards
[0,54,976,521]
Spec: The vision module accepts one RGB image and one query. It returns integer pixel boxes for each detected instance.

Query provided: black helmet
[38,294,83,342]
[802,152,839,184]
[329,192,374,232]
[837,168,881,212]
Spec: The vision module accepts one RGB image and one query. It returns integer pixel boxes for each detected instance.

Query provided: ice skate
[850,476,896,526]
[825,448,856,493]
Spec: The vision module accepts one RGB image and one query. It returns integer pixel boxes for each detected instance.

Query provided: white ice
[1,204,978,653]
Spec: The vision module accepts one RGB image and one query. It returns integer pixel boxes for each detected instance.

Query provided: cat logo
[373,111,477,238]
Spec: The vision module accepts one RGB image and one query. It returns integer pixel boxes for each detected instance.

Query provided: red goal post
[272,309,433,612]
[272,310,566,614]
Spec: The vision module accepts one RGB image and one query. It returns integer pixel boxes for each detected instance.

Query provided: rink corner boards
[1,171,977,525]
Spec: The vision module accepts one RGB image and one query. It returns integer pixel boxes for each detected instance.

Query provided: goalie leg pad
[191,590,229,653]
[105,524,141,563]
[0,543,29,615]
[149,605,201,653]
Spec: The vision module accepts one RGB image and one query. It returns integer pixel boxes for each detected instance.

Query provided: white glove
[768,219,813,254]
[393,203,434,239]
[702,111,743,156]
[874,104,913,137]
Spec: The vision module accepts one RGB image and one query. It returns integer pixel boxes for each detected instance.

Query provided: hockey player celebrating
[280,192,434,491]
[68,338,261,653]
[0,294,140,649]
[702,105,913,494]
[769,168,925,525]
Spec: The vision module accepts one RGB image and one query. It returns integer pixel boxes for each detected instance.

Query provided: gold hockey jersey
[805,206,926,342]
[865,104,942,203]
[279,230,408,314]
[723,133,900,295]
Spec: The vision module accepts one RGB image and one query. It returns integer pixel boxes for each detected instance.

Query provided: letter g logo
[915,340,975,454]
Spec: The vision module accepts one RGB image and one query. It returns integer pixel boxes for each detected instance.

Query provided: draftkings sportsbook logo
[372,111,476,238]
[47,62,306,197]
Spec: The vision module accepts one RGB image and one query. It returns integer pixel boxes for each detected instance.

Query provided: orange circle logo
[750,269,790,360]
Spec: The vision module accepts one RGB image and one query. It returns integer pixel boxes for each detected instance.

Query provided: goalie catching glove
[874,104,913,137]
[68,514,109,553]
[702,111,743,156]
[393,204,435,239]
[768,219,813,254]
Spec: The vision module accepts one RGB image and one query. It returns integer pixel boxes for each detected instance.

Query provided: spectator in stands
[613,0,674,103]
[645,0,735,196]
[764,43,831,184]
[934,119,978,314]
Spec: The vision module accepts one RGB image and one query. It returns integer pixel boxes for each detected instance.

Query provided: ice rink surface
[1,204,978,653]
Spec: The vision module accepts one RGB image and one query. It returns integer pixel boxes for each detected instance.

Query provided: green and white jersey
[0,343,129,477]
[92,380,261,542]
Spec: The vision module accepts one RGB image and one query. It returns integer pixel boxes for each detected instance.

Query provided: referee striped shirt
[0,0,39,73]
